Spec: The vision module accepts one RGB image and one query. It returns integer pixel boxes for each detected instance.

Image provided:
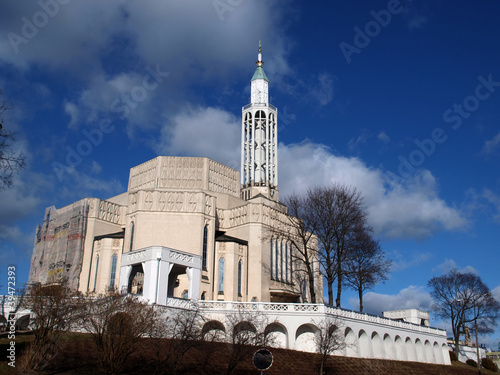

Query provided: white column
[142,260,157,303]
[118,265,132,294]
[156,260,172,305]
[186,266,201,301]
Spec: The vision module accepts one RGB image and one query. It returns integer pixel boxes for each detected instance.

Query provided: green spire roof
[252,66,269,82]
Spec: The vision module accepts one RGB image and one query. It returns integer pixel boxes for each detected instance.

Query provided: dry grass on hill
[1,333,497,375]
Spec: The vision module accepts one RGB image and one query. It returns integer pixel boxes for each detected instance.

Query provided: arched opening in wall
[415,338,426,362]
[358,330,371,358]
[327,325,343,356]
[344,327,358,357]
[234,321,256,335]
[295,323,319,352]
[234,321,257,343]
[433,342,444,364]
[202,320,226,342]
[424,340,434,363]
[265,322,288,349]
[15,315,31,331]
[383,333,394,360]
[168,264,188,299]
[405,337,417,362]
[127,264,144,295]
[441,343,449,365]
[395,335,406,361]
[372,332,385,359]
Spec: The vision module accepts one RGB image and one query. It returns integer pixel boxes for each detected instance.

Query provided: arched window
[93,255,99,292]
[280,240,283,281]
[218,258,224,294]
[238,260,242,296]
[202,225,208,270]
[284,242,288,283]
[129,222,135,251]
[270,238,274,279]
[109,254,117,289]
[275,240,279,281]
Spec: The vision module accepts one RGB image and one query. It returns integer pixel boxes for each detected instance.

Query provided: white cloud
[434,259,478,275]
[492,285,500,303]
[156,106,240,169]
[64,101,79,129]
[358,286,433,315]
[278,141,467,239]
[390,250,432,272]
[377,131,390,143]
[0,1,292,81]
[309,73,334,106]
[482,189,500,224]
[482,132,500,155]
[347,130,370,151]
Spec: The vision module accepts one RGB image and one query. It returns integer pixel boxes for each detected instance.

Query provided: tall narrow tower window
[93,255,99,292]
[284,242,288,283]
[238,260,242,296]
[218,257,225,294]
[270,238,274,279]
[129,222,135,251]
[202,225,208,270]
[109,254,117,290]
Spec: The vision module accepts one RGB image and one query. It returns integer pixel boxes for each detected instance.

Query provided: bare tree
[269,194,319,303]
[151,305,204,375]
[21,282,81,371]
[0,90,25,189]
[78,291,157,375]
[308,184,366,307]
[314,316,345,375]
[428,268,500,359]
[343,229,391,312]
[223,307,273,375]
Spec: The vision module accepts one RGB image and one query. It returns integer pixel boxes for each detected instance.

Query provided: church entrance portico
[119,246,201,304]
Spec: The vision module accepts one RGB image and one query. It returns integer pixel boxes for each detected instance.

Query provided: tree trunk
[454,335,460,360]
[335,263,342,308]
[359,288,363,313]
[327,276,333,306]
[306,261,316,304]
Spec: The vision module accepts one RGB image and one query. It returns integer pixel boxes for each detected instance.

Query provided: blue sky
[1,0,499,348]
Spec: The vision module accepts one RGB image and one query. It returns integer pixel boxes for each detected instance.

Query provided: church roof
[251,66,269,82]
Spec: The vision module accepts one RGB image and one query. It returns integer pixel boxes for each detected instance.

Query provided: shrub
[482,357,498,372]
[449,351,458,361]
[466,358,477,368]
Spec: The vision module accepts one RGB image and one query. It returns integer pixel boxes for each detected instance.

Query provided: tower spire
[241,41,278,202]
[257,40,263,67]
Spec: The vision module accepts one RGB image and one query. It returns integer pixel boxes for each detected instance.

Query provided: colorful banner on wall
[28,199,87,290]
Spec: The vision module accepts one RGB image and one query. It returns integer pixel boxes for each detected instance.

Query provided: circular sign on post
[253,348,273,371]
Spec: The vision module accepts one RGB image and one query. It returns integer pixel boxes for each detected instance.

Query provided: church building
[26,44,452,364]
[29,43,323,306]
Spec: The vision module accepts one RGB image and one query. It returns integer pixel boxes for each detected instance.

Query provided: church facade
[26,44,452,364]
[29,43,322,306]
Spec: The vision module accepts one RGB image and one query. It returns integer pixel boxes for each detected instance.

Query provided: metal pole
[475,316,481,375]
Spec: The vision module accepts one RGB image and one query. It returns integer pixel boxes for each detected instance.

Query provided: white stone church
[26,43,451,364]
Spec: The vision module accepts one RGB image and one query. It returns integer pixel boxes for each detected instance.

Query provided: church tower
[241,41,278,201]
